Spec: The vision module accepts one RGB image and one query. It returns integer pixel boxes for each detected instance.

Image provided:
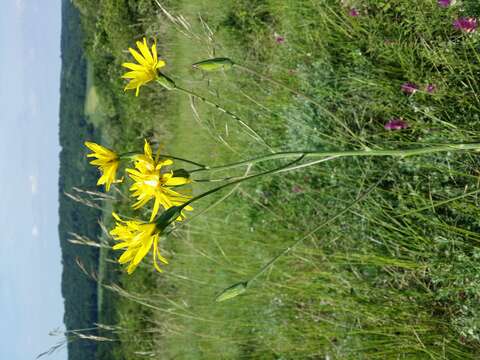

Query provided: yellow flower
[122,37,166,96]
[110,213,168,274]
[127,140,192,222]
[85,141,120,192]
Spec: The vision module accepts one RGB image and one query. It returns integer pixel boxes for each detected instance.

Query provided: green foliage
[432,249,480,342]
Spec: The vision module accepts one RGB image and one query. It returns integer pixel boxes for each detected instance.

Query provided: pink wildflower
[437,0,452,7]
[384,118,409,131]
[291,185,303,194]
[274,33,285,44]
[426,84,437,94]
[453,17,478,33]
[349,8,359,17]
[401,82,419,95]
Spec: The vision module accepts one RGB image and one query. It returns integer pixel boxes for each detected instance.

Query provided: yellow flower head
[85,141,120,192]
[110,212,168,274]
[127,140,192,222]
[122,37,166,96]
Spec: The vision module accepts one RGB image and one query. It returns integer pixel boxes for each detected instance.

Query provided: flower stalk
[189,143,480,174]
[116,142,480,223]
[160,142,480,252]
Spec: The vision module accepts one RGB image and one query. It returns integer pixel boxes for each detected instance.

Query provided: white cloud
[29,175,38,194]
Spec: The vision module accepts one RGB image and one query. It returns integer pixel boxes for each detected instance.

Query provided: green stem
[184,155,305,208]
[190,143,480,174]
[162,155,306,233]
[193,156,337,183]
[173,85,273,151]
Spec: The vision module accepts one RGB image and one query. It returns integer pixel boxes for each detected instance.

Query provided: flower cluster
[85,139,192,274]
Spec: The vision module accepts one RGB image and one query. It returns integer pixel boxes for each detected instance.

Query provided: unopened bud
[215,281,248,302]
[192,58,234,72]
[172,168,191,180]
[156,206,183,229]
[156,73,177,90]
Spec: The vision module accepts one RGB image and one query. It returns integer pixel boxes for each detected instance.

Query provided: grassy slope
[149,1,480,359]
[80,0,480,359]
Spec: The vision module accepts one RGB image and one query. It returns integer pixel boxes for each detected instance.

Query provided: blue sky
[0,1,66,359]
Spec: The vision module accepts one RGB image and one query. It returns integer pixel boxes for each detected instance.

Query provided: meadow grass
[89,0,480,358]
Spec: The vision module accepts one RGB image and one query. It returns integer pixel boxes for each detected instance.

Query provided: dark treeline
[59,0,159,359]
[59,0,101,359]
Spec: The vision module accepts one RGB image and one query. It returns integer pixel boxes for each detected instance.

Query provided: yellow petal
[119,248,137,264]
[144,139,153,159]
[122,62,145,71]
[156,59,166,70]
[122,70,149,79]
[159,158,173,166]
[112,212,123,222]
[113,242,131,250]
[165,176,190,187]
[132,235,154,266]
[150,197,161,222]
[136,38,154,64]
[128,47,149,66]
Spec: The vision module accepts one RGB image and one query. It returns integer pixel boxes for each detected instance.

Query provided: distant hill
[58,0,101,359]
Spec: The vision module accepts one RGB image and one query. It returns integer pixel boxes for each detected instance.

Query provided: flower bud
[156,206,184,229]
[172,168,191,180]
[156,73,177,90]
[192,58,234,72]
[215,281,248,302]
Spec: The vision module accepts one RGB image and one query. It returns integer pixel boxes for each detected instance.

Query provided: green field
[70,0,480,359]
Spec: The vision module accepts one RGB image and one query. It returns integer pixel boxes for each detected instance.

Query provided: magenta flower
[291,185,303,194]
[453,17,478,33]
[437,0,452,7]
[401,82,419,95]
[384,119,409,131]
[349,8,359,17]
[426,84,437,94]
[274,33,285,44]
